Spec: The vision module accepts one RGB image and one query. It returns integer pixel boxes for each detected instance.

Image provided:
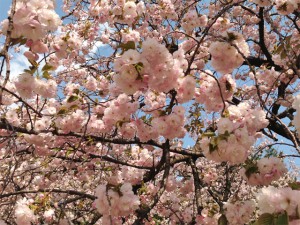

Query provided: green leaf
[62,33,70,42]
[243,159,259,178]
[225,80,233,92]
[24,69,34,74]
[274,44,284,54]
[69,105,79,111]
[66,150,73,157]
[67,95,79,103]
[264,148,279,158]
[219,130,231,141]
[275,212,288,225]
[222,109,230,118]
[202,132,216,137]
[119,41,135,51]
[227,32,237,42]
[28,58,38,67]
[73,89,80,95]
[24,65,38,74]
[134,62,144,73]
[244,164,259,178]
[157,110,167,116]
[285,35,292,44]
[218,214,228,225]
[152,214,163,225]
[280,50,287,59]
[42,71,51,80]
[138,182,147,195]
[10,37,27,46]
[57,107,68,115]
[104,167,113,171]
[209,137,218,153]
[288,182,300,190]
[116,120,125,128]
[42,64,54,71]
[256,213,274,225]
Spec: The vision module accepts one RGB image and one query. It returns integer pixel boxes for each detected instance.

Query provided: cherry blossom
[0,0,300,224]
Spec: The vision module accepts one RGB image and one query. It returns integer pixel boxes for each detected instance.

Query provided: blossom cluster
[14,73,57,99]
[195,72,236,112]
[1,0,61,41]
[113,49,146,95]
[195,209,220,225]
[114,38,185,94]
[241,157,287,186]
[102,94,139,130]
[142,90,166,116]
[15,198,36,225]
[51,32,83,62]
[209,32,250,74]
[256,186,300,221]
[55,109,86,133]
[224,200,256,225]
[254,0,300,15]
[135,106,186,141]
[94,183,140,220]
[254,67,296,94]
[200,102,268,164]
[176,75,196,103]
[151,105,186,140]
[89,0,145,25]
[255,67,281,92]
[181,10,208,34]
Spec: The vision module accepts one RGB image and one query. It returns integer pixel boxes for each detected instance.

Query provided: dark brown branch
[189,159,202,215]
[258,7,274,65]
[0,86,42,117]
[0,119,162,148]
[243,56,281,71]
[133,140,171,224]
[267,118,300,144]
[0,189,96,200]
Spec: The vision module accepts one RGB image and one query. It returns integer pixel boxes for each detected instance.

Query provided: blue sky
[0,1,11,21]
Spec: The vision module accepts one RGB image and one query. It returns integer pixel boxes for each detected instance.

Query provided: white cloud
[90,40,107,54]
[1,45,31,81]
